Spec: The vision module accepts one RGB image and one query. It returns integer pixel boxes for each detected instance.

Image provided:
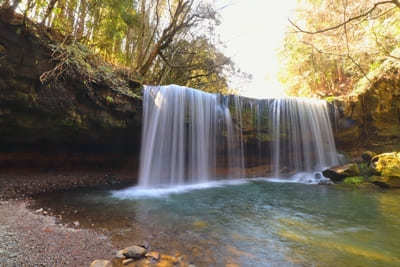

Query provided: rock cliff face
[333,54,400,154]
[0,14,143,170]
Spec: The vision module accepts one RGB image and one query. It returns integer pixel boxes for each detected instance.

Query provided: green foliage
[279,0,400,97]
[106,96,114,103]
[16,0,237,94]
[373,152,400,178]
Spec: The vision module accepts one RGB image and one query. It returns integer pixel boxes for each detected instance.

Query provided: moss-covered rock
[371,152,400,178]
[322,163,360,182]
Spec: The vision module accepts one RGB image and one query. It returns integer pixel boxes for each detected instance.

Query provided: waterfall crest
[139,85,338,187]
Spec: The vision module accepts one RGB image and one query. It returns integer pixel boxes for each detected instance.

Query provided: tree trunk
[75,0,87,39]
[66,0,77,33]
[138,44,160,76]
[135,0,147,70]
[41,0,58,24]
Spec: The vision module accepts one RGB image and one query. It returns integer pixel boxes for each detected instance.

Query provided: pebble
[122,258,134,265]
[117,245,147,259]
[90,259,113,267]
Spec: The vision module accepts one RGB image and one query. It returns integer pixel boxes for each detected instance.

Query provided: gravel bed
[0,200,115,266]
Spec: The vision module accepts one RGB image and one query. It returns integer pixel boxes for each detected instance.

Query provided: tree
[279,0,400,97]
[0,0,239,94]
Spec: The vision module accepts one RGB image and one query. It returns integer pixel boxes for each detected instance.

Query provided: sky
[215,0,297,98]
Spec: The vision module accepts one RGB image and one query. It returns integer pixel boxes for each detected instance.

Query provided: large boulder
[368,152,400,188]
[371,152,400,178]
[322,163,360,182]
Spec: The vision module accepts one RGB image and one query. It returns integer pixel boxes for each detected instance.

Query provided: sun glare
[217,0,297,98]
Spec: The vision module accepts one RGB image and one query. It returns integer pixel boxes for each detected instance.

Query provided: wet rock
[145,251,160,261]
[117,245,147,259]
[90,259,113,267]
[139,241,150,250]
[160,254,180,265]
[322,163,360,182]
[122,258,134,265]
[318,179,333,185]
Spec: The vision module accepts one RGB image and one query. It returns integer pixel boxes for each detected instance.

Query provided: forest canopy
[279,0,400,97]
[0,0,246,94]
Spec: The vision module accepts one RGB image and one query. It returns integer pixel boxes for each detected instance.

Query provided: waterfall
[138,85,339,187]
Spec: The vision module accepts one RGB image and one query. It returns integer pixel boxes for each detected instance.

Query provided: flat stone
[90,259,113,267]
[122,258,134,265]
[118,245,147,259]
[322,163,360,182]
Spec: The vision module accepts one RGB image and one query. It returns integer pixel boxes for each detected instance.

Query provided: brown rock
[122,258,134,265]
[117,245,147,259]
[322,163,360,182]
[90,259,113,267]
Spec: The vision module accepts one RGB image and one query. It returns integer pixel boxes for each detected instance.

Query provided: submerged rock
[322,163,360,182]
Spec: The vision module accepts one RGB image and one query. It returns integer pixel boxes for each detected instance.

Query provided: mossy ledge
[0,13,143,172]
[332,51,400,154]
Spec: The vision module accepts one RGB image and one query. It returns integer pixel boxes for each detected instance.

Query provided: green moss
[373,152,400,178]
[106,96,114,103]
[343,176,365,185]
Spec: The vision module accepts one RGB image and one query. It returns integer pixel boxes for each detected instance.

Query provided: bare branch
[288,0,397,34]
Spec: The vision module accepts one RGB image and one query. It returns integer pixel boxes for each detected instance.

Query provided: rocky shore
[0,199,116,266]
[0,169,136,200]
[323,151,400,188]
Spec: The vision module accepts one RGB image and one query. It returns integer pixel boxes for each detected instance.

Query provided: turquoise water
[33,179,400,266]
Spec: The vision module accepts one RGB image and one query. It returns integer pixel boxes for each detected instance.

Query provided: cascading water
[138,84,339,187]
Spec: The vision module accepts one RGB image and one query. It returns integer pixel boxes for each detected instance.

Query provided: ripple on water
[32,180,400,266]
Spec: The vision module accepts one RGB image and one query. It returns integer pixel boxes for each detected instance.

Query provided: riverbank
[0,199,116,266]
[0,169,136,200]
